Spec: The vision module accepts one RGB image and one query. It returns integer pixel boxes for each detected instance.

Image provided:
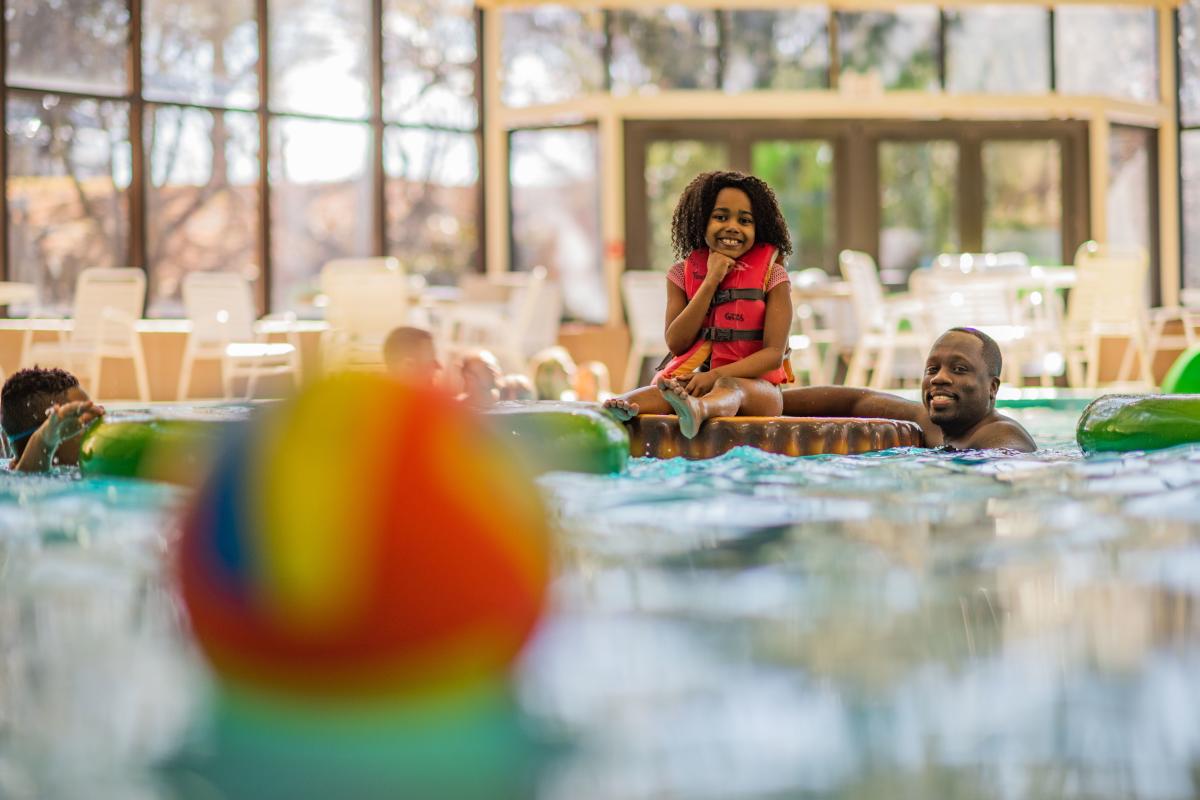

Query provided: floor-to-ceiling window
[2,0,482,315]
[499,3,1177,312]
[5,0,133,310]
[501,8,607,323]
[1181,0,1200,290]
[509,125,605,324]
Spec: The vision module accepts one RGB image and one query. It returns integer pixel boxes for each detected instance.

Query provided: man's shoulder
[964,414,1037,452]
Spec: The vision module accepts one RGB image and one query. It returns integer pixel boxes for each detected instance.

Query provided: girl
[605,170,793,438]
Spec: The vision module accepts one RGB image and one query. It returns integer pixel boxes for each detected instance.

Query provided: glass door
[982,139,1063,264]
[877,140,959,286]
[642,139,729,270]
[750,139,835,271]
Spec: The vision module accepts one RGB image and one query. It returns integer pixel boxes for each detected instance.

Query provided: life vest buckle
[707,327,736,342]
[710,288,766,307]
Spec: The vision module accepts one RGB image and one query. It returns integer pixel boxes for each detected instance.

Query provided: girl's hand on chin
[705,252,735,283]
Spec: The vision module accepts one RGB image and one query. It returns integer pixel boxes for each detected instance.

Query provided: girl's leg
[658,377,782,438]
[734,378,785,417]
[602,383,673,421]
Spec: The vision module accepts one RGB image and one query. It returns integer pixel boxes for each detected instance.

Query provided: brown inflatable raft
[625,415,925,459]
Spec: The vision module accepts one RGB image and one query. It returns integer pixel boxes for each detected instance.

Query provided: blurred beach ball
[176,373,550,702]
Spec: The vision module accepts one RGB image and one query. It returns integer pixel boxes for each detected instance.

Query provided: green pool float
[1161,345,1200,394]
[486,402,629,475]
[1076,394,1200,453]
[80,416,242,484]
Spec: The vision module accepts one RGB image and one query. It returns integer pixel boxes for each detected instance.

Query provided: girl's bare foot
[602,397,639,422]
[658,378,704,439]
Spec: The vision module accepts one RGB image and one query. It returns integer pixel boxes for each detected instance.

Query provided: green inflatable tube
[1161,345,1200,394]
[1076,394,1200,453]
[80,417,240,484]
[486,402,629,475]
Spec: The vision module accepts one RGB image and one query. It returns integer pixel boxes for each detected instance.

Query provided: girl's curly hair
[669,170,792,262]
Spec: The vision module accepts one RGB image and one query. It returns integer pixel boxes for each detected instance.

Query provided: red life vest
[654,243,793,385]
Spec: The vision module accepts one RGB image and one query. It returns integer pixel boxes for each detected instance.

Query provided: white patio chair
[177,272,302,400]
[319,262,410,372]
[438,266,552,375]
[1062,242,1154,389]
[932,252,1030,274]
[22,267,150,401]
[620,270,669,391]
[1147,288,1200,367]
[839,250,926,389]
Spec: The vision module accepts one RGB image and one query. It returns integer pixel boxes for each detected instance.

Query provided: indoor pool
[2,405,1200,799]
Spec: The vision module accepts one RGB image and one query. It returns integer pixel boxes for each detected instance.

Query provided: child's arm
[13,401,104,473]
[677,282,792,394]
[663,252,735,355]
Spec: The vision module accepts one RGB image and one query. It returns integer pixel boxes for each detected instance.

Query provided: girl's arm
[704,281,793,380]
[663,253,734,354]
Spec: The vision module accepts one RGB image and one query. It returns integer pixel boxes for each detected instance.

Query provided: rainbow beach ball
[176,373,550,705]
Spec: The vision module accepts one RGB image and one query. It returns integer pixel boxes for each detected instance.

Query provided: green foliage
[752,140,834,270]
[644,141,728,270]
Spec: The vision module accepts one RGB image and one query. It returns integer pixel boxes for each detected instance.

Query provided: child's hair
[382,326,434,368]
[670,170,793,261]
[1,366,79,456]
[498,374,536,402]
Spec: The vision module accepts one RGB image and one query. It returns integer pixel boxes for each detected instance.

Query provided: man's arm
[781,386,941,445]
[781,386,926,423]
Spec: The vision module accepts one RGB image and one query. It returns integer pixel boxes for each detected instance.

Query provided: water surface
[1,407,1199,799]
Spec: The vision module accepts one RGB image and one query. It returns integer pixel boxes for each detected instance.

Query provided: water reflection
[530,418,1200,799]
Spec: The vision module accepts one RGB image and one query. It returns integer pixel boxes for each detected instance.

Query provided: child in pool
[1,367,105,472]
[574,360,613,402]
[530,346,577,401]
[604,170,794,438]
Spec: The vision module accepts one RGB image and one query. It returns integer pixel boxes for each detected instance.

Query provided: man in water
[781,327,1036,452]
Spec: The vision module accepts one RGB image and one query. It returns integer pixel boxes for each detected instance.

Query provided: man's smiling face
[921,330,999,434]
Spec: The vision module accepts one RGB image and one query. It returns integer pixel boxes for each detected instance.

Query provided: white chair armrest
[255,312,302,341]
[883,294,924,315]
[438,303,507,325]
[100,306,138,327]
[1150,305,1185,323]
[880,296,925,328]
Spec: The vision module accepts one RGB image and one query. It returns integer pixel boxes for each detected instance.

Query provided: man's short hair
[946,327,1002,379]
[382,326,434,366]
[1,366,79,455]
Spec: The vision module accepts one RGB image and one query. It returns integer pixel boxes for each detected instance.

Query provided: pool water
[2,406,1200,799]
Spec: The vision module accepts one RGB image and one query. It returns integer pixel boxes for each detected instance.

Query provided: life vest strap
[702,327,764,343]
[710,288,766,306]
